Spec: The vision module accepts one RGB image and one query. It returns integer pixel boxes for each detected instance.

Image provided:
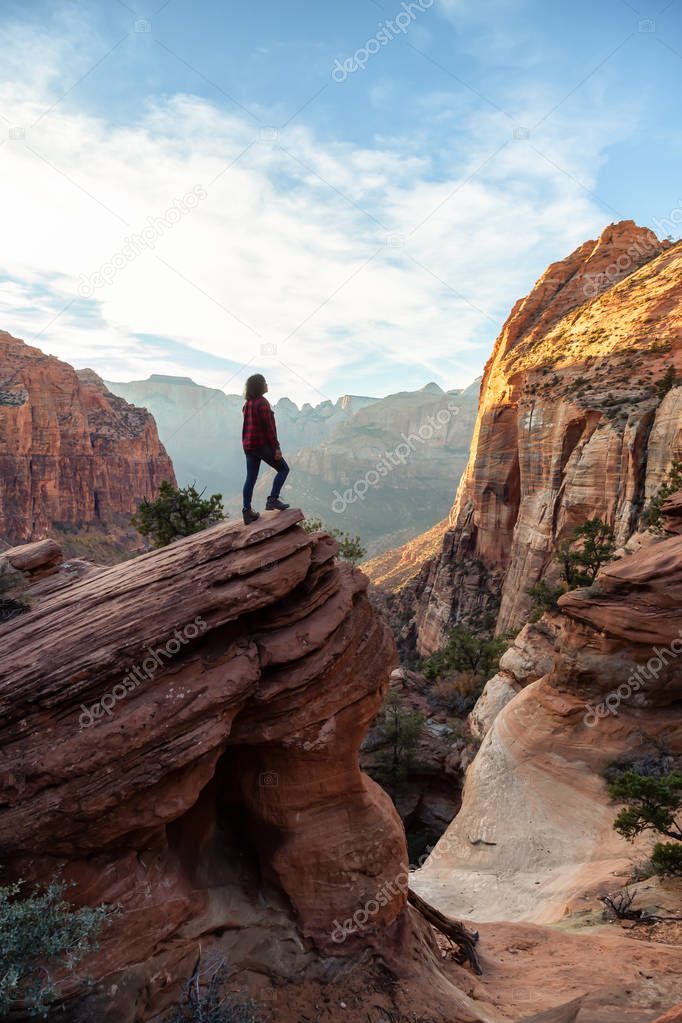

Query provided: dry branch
[407,887,482,975]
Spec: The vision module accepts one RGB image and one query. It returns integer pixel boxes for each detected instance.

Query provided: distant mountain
[279,379,480,554]
[105,373,376,500]
[106,373,480,556]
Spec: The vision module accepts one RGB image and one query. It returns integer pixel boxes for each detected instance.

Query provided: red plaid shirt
[242,397,279,452]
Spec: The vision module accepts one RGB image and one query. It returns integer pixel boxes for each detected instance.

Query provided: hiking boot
[266,496,290,511]
[242,506,260,525]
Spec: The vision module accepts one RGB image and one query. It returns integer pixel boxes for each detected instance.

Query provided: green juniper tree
[643,459,682,534]
[609,769,682,876]
[372,690,424,796]
[556,517,616,587]
[301,517,366,566]
[132,481,225,548]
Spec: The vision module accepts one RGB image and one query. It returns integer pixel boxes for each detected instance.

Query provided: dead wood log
[407,886,483,975]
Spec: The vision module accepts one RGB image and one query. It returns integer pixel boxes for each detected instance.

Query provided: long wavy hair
[244,373,267,400]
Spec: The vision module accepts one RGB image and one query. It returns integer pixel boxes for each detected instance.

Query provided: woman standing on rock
[242,373,290,524]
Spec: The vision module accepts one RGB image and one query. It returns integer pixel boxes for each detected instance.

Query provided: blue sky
[0,0,680,403]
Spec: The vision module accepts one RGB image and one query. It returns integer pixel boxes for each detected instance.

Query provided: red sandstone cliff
[0,331,175,544]
[408,221,682,652]
[0,512,410,1019]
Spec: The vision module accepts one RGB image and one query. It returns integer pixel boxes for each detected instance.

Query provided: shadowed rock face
[0,510,406,1020]
[0,332,175,545]
[407,222,682,651]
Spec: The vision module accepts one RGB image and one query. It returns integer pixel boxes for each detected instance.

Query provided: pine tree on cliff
[609,770,682,876]
[557,517,616,587]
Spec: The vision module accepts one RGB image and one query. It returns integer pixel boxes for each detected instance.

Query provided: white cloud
[0,13,639,403]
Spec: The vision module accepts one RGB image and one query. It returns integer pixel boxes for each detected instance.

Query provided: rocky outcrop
[468,619,558,739]
[412,533,682,927]
[0,510,409,1019]
[408,223,681,652]
[0,333,174,545]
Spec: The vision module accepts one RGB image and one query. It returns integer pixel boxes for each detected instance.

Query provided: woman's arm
[260,399,281,454]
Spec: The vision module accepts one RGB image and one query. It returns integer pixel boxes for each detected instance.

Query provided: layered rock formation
[0,510,409,1019]
[0,332,174,546]
[412,531,682,929]
[408,222,681,652]
[468,618,558,740]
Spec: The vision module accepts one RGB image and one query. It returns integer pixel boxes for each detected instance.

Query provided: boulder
[0,510,406,1019]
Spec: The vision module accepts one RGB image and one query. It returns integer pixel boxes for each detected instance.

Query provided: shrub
[643,458,682,533]
[166,958,262,1023]
[422,625,509,682]
[527,580,565,622]
[651,842,682,876]
[371,689,424,791]
[656,365,678,400]
[556,517,616,587]
[432,676,484,716]
[0,877,117,1017]
[301,517,366,565]
[132,481,225,548]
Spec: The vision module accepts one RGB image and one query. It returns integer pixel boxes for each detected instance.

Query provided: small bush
[643,458,682,534]
[651,842,682,876]
[132,481,225,548]
[301,517,366,565]
[166,958,262,1023]
[432,677,483,716]
[656,365,678,400]
[527,580,565,621]
[0,877,117,1017]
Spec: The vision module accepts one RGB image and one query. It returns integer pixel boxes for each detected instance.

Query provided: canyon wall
[0,511,408,1021]
[408,222,682,652]
[413,523,682,928]
[0,332,174,545]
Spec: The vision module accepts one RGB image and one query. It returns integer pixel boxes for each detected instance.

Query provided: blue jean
[243,446,290,508]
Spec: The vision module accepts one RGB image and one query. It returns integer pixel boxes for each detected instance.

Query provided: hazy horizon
[1,1,680,404]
